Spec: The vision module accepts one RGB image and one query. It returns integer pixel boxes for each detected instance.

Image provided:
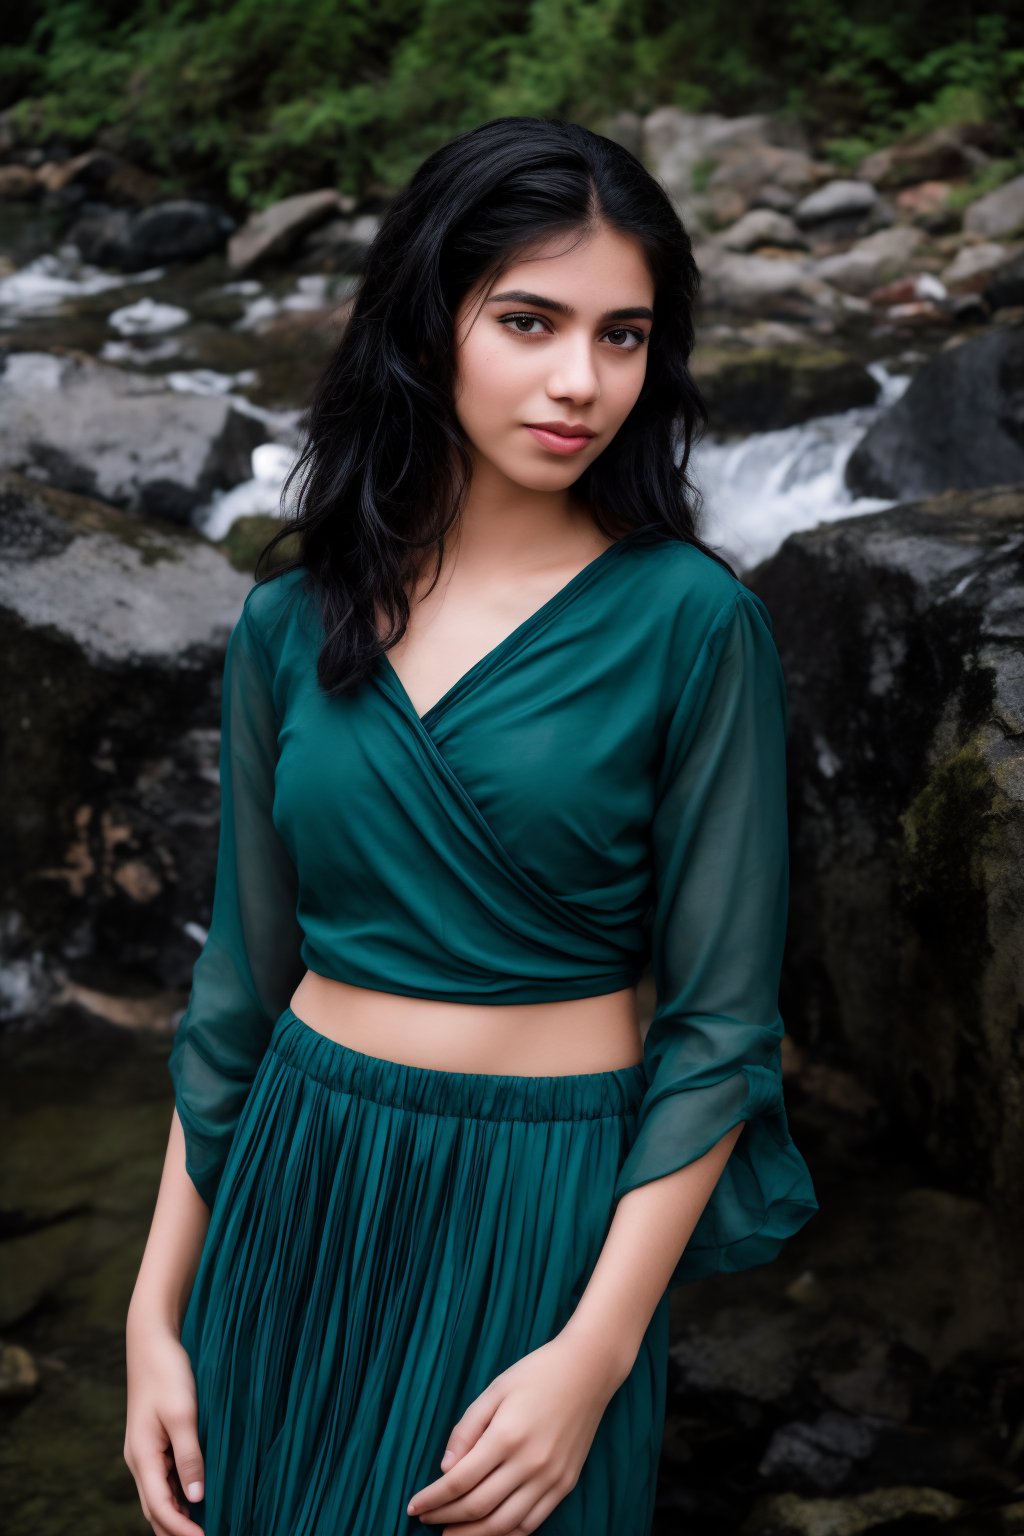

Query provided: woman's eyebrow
[486,289,654,322]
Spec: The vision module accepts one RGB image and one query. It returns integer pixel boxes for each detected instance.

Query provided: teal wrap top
[168,533,819,1289]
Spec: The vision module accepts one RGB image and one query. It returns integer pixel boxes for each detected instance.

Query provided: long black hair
[259,114,729,698]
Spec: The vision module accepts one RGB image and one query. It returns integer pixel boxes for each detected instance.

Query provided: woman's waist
[288,969,643,1076]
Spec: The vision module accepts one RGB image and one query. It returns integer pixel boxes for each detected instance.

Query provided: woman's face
[451,223,655,493]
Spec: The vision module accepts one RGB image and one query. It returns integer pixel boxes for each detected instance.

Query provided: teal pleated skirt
[179,1004,670,1535]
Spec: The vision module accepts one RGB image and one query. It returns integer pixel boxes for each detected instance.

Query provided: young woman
[125,115,818,1536]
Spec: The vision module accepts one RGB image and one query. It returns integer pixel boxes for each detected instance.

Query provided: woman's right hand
[124,1310,206,1535]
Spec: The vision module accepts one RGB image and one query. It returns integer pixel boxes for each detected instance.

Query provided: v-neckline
[378,536,632,728]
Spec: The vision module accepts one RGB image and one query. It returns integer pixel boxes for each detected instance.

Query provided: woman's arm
[559,1121,746,1379]
[124,1110,211,1536]
[129,1110,210,1337]
[168,592,307,1211]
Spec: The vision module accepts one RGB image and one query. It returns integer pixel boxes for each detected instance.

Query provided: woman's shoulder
[240,565,315,651]
[620,535,772,639]
[622,539,784,731]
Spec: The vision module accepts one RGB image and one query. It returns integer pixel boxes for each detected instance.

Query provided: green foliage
[894,13,1024,134]
[2,0,1022,207]
[0,46,45,107]
[822,133,886,171]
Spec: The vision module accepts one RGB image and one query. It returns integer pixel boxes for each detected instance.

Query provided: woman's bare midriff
[288,970,644,1076]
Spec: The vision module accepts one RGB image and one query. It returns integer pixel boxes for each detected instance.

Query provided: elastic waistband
[269,1006,647,1122]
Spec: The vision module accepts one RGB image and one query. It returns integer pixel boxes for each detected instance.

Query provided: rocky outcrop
[719,209,810,253]
[810,226,925,295]
[0,471,254,1019]
[659,1178,1020,1527]
[940,239,1024,293]
[227,188,356,274]
[69,198,235,269]
[692,339,879,432]
[695,249,852,321]
[792,177,882,234]
[844,318,1024,499]
[857,123,995,189]
[595,111,1023,332]
[964,172,1024,240]
[0,350,268,523]
[751,484,1024,1296]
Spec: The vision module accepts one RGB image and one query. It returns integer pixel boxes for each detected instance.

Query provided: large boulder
[68,198,235,269]
[964,172,1024,240]
[692,338,879,432]
[719,209,809,253]
[227,189,351,274]
[844,319,1024,499]
[811,226,925,296]
[753,483,1024,1297]
[0,471,254,1019]
[857,123,994,189]
[696,248,850,321]
[0,350,269,524]
[793,179,880,229]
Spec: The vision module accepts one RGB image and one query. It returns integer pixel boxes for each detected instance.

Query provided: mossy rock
[219,513,302,576]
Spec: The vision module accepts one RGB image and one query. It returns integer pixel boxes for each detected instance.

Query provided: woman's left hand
[405,1330,627,1534]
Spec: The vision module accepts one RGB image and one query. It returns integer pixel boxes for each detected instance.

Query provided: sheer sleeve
[613,585,819,1289]
[168,593,306,1210]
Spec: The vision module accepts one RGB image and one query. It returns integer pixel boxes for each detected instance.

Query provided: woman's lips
[524,425,594,455]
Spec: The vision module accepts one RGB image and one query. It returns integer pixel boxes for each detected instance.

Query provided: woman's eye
[605,327,647,351]
[502,314,547,336]
[498,314,647,351]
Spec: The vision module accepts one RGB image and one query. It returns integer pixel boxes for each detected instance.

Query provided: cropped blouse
[168,533,819,1289]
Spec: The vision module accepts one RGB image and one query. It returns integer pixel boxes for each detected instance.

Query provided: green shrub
[3,1,1021,208]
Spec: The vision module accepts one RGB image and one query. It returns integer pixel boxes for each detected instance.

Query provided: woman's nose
[546,341,600,400]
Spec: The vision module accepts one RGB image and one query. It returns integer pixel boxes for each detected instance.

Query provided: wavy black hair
[259,114,729,698]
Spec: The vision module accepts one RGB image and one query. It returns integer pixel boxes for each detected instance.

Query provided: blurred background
[2,3,1024,1532]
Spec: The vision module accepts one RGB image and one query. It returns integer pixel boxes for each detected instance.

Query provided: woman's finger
[425,1456,532,1527]
[438,1376,502,1468]
[437,1472,550,1535]
[408,1424,507,1516]
[516,1476,576,1534]
[165,1410,206,1507]
[136,1444,204,1536]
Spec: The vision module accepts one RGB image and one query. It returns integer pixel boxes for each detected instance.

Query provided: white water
[691,361,911,571]
[0,245,166,314]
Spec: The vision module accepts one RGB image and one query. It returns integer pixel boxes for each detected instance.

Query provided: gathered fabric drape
[179,1007,670,1535]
